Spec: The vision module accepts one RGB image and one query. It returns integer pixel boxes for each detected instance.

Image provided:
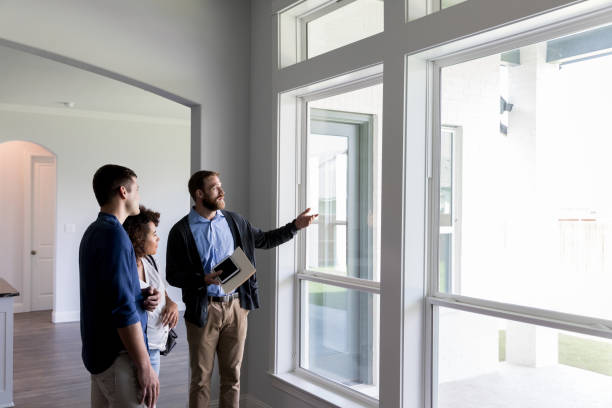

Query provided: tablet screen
[214,257,240,283]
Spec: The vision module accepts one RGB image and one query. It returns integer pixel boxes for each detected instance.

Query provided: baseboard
[12,302,25,313]
[52,310,80,323]
[209,393,272,408]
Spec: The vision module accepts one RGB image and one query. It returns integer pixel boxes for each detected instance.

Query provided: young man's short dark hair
[92,164,137,207]
[188,170,220,201]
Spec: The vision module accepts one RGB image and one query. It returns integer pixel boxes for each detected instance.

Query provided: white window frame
[420,7,612,408]
[271,1,612,407]
[298,100,380,399]
[271,67,383,408]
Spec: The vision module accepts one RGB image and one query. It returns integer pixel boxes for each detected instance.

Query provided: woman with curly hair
[124,205,179,375]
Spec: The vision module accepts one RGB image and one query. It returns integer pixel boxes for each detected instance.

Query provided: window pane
[306,84,383,281]
[307,0,384,59]
[440,129,453,228]
[439,23,612,319]
[441,0,467,9]
[301,281,379,398]
[278,0,384,68]
[437,307,612,408]
[439,233,452,292]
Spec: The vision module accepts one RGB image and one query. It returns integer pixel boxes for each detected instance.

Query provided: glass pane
[307,0,384,59]
[440,129,453,228]
[439,233,452,292]
[437,307,612,408]
[439,23,612,319]
[306,84,382,281]
[301,281,379,398]
[279,0,384,68]
[307,133,348,275]
[441,0,467,9]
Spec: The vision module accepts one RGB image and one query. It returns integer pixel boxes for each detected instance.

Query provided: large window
[297,82,382,400]
[429,20,612,408]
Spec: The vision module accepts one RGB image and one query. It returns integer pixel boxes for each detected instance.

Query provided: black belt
[208,292,239,303]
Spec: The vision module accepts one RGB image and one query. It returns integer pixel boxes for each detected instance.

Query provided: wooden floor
[13,311,190,407]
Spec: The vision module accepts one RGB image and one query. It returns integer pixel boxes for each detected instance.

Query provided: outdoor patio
[439,362,612,408]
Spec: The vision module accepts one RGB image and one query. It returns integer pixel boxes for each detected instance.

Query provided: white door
[30,156,56,311]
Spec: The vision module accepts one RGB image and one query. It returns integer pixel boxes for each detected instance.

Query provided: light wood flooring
[13,311,189,407]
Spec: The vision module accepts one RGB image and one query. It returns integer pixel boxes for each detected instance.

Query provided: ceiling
[0,44,190,121]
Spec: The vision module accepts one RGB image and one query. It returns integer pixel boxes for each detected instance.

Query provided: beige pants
[91,352,146,408]
[186,299,249,408]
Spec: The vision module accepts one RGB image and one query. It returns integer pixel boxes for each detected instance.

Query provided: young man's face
[125,177,140,216]
[200,175,225,211]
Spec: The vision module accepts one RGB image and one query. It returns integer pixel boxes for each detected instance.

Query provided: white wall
[0,0,252,216]
[0,109,190,322]
[0,141,53,312]
[0,2,251,402]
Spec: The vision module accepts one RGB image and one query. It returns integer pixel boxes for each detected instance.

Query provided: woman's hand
[161,299,179,328]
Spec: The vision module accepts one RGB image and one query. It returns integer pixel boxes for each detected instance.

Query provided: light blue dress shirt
[188,207,235,296]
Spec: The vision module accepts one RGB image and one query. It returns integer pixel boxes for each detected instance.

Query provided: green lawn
[308,282,347,309]
[498,330,612,376]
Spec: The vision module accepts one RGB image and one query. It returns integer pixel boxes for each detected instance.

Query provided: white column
[506,321,558,367]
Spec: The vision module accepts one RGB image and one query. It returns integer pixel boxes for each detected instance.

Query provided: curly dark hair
[123,205,160,258]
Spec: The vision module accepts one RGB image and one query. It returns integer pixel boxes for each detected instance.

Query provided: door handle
[31,250,37,255]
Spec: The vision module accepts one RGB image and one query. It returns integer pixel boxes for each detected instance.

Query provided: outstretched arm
[293,208,318,229]
[252,208,318,249]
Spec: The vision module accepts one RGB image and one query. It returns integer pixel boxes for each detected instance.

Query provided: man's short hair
[188,170,219,201]
[92,164,137,207]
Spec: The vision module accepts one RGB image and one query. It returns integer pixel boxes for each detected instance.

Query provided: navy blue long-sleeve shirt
[79,212,147,374]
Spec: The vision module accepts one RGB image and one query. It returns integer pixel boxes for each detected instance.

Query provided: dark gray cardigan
[166,210,297,327]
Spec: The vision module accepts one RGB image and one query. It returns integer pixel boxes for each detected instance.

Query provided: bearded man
[166,170,316,408]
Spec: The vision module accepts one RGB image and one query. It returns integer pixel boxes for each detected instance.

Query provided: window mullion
[298,271,380,294]
[428,295,612,340]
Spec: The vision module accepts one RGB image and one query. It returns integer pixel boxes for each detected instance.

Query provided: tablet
[213,256,241,283]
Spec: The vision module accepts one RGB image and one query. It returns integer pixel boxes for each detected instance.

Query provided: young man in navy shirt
[79,164,160,408]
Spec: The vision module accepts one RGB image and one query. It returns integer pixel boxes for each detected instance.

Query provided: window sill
[268,371,378,408]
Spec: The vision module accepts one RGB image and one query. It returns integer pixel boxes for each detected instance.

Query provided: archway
[0,140,56,313]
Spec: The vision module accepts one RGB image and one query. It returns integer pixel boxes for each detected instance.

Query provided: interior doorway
[0,141,56,313]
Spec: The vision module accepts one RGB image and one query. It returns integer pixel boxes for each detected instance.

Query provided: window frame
[270,66,383,408]
[423,11,612,408]
[295,79,382,402]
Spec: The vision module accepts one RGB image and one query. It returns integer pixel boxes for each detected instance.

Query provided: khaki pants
[186,299,249,408]
[91,352,145,408]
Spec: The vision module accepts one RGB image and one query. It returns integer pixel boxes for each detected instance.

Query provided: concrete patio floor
[439,362,612,408]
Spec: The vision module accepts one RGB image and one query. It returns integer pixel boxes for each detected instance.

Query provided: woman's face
[144,221,160,255]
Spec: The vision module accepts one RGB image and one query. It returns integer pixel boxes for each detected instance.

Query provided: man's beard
[201,195,225,211]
